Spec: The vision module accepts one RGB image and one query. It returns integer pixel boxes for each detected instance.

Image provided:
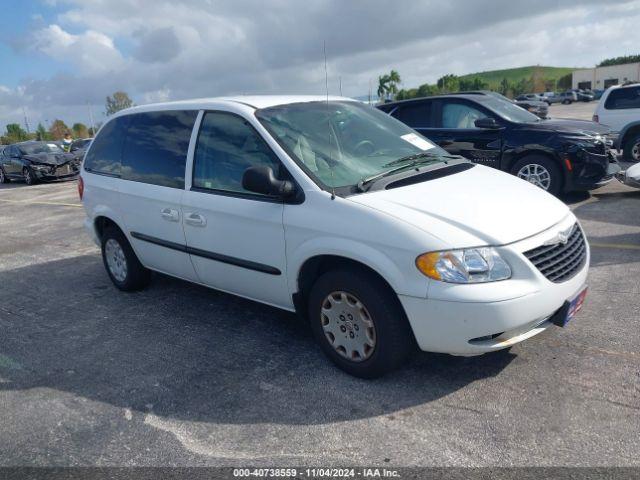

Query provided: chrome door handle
[185,212,206,227]
[160,208,180,222]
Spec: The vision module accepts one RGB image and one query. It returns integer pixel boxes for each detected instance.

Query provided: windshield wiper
[356,152,463,192]
[383,151,461,167]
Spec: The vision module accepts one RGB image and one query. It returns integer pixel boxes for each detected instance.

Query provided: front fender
[618,121,640,149]
[288,236,429,299]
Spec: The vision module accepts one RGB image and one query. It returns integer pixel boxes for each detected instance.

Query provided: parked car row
[377,92,620,195]
[518,90,597,105]
[0,138,91,185]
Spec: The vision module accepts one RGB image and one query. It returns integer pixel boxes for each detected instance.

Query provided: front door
[181,111,291,309]
[428,99,503,169]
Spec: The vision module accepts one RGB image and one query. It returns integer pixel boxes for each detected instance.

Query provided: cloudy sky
[1,0,640,132]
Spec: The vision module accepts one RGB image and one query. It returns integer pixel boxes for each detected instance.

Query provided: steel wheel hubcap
[321,291,376,362]
[517,163,551,190]
[632,142,640,161]
[105,239,128,282]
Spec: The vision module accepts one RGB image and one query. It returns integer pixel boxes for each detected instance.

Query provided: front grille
[524,224,586,283]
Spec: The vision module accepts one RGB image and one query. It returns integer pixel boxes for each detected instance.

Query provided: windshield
[19,142,64,155]
[256,101,450,190]
[482,96,540,123]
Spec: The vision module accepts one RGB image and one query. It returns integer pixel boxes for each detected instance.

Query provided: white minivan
[593,83,640,161]
[80,96,589,378]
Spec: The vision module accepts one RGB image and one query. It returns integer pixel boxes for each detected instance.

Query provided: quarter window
[395,102,432,128]
[83,116,130,176]
[193,112,281,195]
[121,110,197,188]
[604,87,640,110]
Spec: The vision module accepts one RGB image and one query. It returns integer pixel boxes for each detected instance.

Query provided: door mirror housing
[474,117,500,129]
[242,166,295,198]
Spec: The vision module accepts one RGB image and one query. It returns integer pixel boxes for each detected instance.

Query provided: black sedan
[0,141,81,185]
[377,93,620,195]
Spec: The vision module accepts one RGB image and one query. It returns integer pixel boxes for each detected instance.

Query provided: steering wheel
[353,140,376,156]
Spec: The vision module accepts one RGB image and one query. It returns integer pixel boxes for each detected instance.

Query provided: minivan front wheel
[101,227,151,291]
[308,268,414,378]
[512,155,561,196]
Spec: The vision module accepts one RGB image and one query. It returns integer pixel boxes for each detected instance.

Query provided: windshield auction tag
[400,133,436,151]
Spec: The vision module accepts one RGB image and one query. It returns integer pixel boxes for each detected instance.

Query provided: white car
[616,162,640,189]
[80,96,589,378]
[593,83,640,161]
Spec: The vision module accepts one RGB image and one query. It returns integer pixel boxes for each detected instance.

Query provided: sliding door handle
[185,212,207,227]
[160,208,180,222]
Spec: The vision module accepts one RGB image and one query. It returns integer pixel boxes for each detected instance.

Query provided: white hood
[350,164,570,248]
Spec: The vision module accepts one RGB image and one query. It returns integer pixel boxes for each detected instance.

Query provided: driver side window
[442,102,486,129]
[193,112,282,195]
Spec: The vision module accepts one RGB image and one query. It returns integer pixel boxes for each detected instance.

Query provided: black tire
[0,167,9,183]
[511,155,562,196]
[307,268,415,378]
[23,167,36,185]
[101,226,151,291]
[622,132,640,162]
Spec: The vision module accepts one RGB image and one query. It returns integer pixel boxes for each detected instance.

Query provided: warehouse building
[572,62,640,90]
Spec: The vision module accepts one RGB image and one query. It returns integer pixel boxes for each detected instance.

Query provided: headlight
[416,247,511,283]
[30,164,49,170]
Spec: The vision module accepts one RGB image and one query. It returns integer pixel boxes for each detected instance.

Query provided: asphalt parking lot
[548,100,598,121]
[0,176,639,467]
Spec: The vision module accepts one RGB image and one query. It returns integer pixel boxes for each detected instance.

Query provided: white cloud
[2,0,640,130]
[30,24,125,74]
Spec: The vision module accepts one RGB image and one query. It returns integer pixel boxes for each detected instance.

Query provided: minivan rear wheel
[511,155,562,196]
[0,167,9,183]
[622,133,640,162]
[101,226,151,291]
[307,268,414,378]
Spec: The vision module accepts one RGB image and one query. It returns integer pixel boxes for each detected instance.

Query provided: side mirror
[242,166,295,198]
[474,117,500,129]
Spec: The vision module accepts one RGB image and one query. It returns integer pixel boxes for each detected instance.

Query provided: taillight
[592,114,599,123]
[78,175,84,200]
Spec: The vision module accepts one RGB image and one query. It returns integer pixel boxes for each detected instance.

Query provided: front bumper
[32,163,80,182]
[400,215,589,355]
[565,149,621,191]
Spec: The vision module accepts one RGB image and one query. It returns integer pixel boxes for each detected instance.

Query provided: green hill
[459,66,575,89]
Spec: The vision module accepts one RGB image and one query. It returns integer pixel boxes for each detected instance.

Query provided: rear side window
[83,116,130,176]
[605,87,640,110]
[121,110,197,188]
[394,102,432,128]
[192,112,281,195]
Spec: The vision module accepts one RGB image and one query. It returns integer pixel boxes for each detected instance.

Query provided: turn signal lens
[415,252,442,280]
[416,248,511,283]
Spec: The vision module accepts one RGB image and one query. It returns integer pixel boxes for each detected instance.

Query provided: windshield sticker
[400,133,436,151]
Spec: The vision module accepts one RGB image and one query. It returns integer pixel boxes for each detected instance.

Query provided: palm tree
[377,74,390,101]
[388,70,401,98]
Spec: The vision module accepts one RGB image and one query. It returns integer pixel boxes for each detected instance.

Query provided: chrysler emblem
[544,225,575,246]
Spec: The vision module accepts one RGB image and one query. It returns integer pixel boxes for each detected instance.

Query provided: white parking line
[0,198,82,208]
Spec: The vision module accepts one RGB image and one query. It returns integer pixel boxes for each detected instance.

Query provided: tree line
[384,69,572,102]
[1,91,134,145]
[597,54,640,67]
